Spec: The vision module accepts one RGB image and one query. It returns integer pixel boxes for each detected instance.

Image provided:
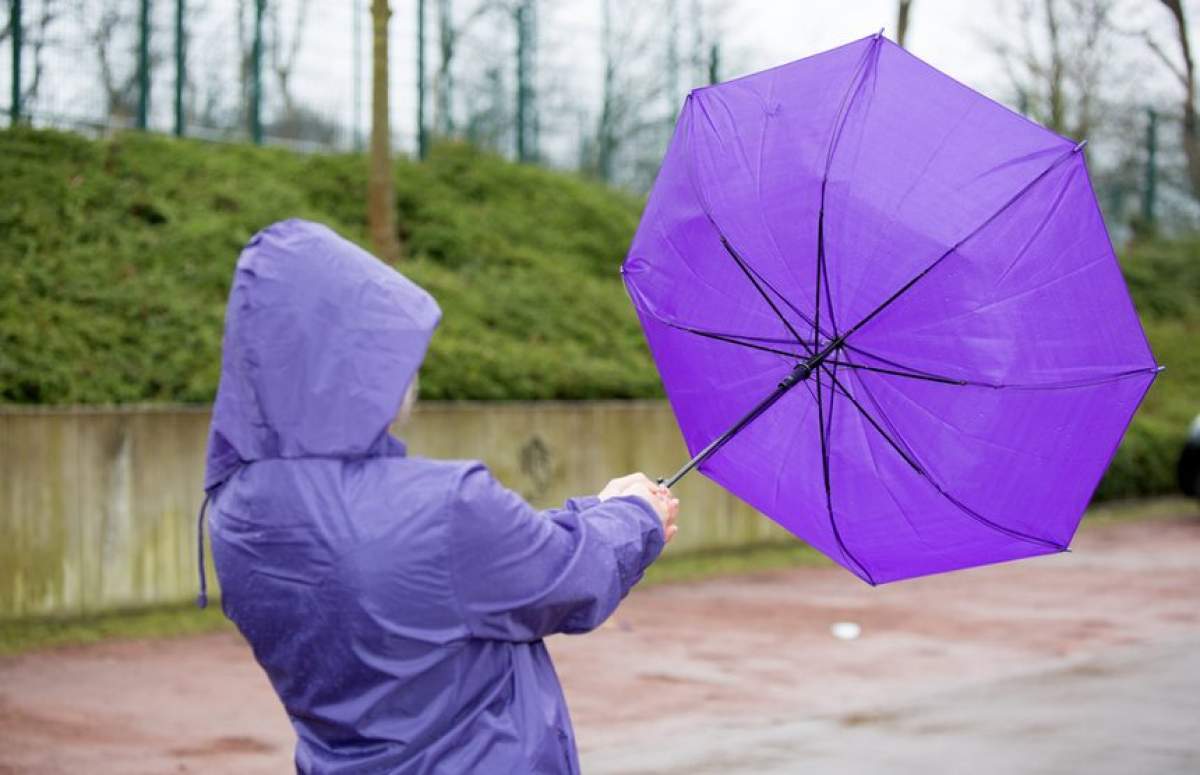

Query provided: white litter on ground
[831,621,862,640]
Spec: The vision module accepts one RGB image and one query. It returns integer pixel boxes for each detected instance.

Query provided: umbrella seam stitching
[830,354,1066,551]
[816,361,877,584]
[815,35,884,344]
[844,368,936,551]
[834,144,1081,349]
[680,96,816,346]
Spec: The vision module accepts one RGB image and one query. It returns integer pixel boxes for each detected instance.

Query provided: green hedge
[0,127,1195,501]
[0,127,657,403]
[1098,240,1199,501]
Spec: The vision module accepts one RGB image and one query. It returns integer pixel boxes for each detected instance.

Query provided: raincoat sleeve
[448,462,665,642]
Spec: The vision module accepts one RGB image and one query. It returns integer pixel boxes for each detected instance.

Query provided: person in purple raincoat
[201,219,679,773]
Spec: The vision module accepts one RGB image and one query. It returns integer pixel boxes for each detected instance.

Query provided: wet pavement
[581,637,1199,774]
[1,510,1198,774]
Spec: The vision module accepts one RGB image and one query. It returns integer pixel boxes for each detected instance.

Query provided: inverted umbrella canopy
[622,32,1160,584]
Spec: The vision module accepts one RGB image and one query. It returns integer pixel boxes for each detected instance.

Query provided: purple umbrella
[622,31,1160,584]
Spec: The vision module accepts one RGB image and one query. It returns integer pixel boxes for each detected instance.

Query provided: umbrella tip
[874,27,885,39]
[1072,139,1088,153]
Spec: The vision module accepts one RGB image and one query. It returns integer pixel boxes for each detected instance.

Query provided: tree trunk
[369,0,404,263]
[435,0,454,136]
[1044,0,1066,134]
[1161,0,1200,200]
[896,0,913,49]
[596,0,616,181]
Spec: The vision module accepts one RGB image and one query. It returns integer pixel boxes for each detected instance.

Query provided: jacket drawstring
[196,492,212,609]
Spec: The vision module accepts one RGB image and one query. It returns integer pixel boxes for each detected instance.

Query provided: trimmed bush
[0,128,653,403]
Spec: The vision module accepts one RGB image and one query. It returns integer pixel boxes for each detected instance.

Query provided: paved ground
[2,511,1198,774]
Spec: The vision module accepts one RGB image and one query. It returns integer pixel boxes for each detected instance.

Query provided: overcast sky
[379,0,1179,153]
[4,0,1187,161]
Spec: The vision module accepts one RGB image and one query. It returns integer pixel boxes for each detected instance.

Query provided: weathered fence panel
[0,401,786,619]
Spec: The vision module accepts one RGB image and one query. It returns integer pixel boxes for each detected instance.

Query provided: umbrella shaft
[660,338,844,487]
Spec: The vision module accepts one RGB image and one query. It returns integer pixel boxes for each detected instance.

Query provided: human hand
[600,473,678,543]
[598,472,654,502]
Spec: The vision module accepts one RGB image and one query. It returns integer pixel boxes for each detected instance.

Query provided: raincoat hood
[205,219,440,489]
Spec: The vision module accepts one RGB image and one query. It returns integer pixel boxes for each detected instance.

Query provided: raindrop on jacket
[204,219,665,773]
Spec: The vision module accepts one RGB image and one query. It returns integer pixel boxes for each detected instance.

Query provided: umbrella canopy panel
[623,33,1158,584]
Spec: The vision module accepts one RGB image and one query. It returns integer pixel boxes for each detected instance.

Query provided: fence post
[9,0,20,124]
[417,0,428,159]
[250,0,264,144]
[137,0,151,129]
[1142,108,1158,227]
[530,1,538,159]
[598,0,613,181]
[666,0,678,105]
[174,0,185,136]
[353,0,363,150]
[515,0,535,162]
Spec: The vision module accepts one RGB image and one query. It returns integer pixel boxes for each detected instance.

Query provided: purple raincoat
[204,219,664,774]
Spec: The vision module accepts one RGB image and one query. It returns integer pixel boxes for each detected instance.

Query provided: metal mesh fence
[1,0,1195,227]
[2,1,715,188]
[2,1,450,153]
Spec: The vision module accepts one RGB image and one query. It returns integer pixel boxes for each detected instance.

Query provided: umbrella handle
[659,360,815,488]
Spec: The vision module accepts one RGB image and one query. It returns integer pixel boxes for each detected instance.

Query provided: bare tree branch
[1153,0,1200,201]
[896,0,913,48]
[369,0,403,263]
[269,0,311,118]
[1144,32,1189,87]
[985,0,1116,140]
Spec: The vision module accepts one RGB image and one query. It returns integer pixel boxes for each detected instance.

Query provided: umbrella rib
[821,363,1066,551]
[633,296,818,350]
[816,362,877,584]
[842,343,954,379]
[825,359,968,386]
[814,210,842,344]
[689,36,882,359]
[667,323,809,360]
[822,33,885,179]
[820,230,840,337]
[835,144,1083,348]
[841,349,987,469]
[966,366,1162,391]
[718,234,811,348]
[830,337,976,384]
[828,358,1160,391]
[681,94,809,350]
[740,257,834,345]
[813,34,881,343]
[814,211,826,347]
[820,366,926,475]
